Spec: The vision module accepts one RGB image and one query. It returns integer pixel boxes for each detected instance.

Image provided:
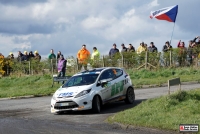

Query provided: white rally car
[51,67,135,114]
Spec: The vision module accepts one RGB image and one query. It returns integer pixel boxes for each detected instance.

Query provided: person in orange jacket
[77,44,90,70]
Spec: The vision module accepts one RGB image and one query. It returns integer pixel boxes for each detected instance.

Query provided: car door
[110,68,125,99]
[97,69,115,101]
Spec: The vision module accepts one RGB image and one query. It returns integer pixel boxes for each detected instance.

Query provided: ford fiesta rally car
[51,67,135,114]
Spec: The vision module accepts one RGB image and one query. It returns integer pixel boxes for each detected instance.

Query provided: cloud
[0,0,200,58]
[0,0,47,6]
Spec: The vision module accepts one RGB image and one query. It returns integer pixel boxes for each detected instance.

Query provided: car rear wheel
[92,96,101,113]
[125,87,135,104]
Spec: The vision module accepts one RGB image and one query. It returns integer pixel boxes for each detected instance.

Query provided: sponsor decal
[59,92,73,97]
[111,81,124,96]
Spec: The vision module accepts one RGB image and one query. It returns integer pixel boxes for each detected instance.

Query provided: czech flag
[150,5,178,23]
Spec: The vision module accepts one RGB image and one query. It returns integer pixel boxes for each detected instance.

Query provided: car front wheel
[125,87,135,104]
[92,95,101,113]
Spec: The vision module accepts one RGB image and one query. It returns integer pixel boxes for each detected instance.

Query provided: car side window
[115,69,123,78]
[99,69,115,81]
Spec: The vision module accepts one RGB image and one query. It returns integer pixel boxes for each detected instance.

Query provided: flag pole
[169,22,176,45]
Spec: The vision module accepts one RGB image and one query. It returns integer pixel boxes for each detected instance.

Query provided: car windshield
[62,74,99,87]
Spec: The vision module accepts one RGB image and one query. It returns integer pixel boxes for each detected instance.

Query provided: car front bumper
[51,95,93,113]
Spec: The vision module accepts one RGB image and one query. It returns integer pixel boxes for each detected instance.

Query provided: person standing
[127,44,135,52]
[7,52,14,60]
[192,36,200,46]
[162,41,173,66]
[148,42,158,52]
[109,43,119,58]
[48,49,56,72]
[17,51,23,62]
[177,40,187,66]
[77,44,90,70]
[0,53,4,59]
[48,49,56,59]
[29,51,35,59]
[91,47,100,67]
[21,51,29,61]
[136,42,147,54]
[121,43,127,53]
[34,51,41,62]
[162,41,172,52]
[57,54,67,84]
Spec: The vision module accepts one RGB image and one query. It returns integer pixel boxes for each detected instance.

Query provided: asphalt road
[0,83,199,134]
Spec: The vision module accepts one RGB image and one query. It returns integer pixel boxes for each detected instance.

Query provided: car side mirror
[100,80,108,87]
[96,81,101,87]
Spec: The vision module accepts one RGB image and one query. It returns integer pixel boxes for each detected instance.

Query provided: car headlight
[52,93,56,100]
[75,89,91,98]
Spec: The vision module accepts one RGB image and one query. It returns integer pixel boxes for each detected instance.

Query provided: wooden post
[170,50,172,66]
[29,61,31,75]
[145,51,148,69]
[76,58,79,71]
[102,55,105,67]
[51,59,53,75]
[121,54,124,68]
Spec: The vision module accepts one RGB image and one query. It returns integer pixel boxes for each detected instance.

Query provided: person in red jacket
[77,44,90,70]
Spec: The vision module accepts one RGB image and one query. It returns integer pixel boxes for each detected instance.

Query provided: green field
[108,89,200,133]
[0,67,200,98]
[0,74,59,98]
[127,67,200,88]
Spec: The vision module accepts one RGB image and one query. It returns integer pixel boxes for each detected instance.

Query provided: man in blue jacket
[109,43,119,58]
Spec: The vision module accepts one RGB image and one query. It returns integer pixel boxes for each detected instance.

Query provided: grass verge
[127,67,200,88]
[107,89,200,133]
[1,67,200,98]
[0,74,60,98]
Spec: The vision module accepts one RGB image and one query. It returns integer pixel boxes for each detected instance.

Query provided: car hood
[54,85,92,98]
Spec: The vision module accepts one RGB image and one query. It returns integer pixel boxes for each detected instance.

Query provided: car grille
[54,101,79,110]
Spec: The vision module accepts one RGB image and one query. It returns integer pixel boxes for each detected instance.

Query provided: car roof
[74,67,123,76]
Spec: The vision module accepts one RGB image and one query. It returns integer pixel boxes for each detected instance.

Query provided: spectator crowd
[0,36,200,72]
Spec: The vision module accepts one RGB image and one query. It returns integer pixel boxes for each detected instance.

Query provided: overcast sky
[0,0,200,58]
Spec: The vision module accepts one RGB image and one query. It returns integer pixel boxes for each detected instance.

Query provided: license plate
[60,103,69,106]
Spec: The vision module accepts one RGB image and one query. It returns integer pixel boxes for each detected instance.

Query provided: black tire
[125,87,135,104]
[92,95,101,113]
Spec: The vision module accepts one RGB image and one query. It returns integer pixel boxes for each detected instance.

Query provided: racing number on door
[111,81,124,96]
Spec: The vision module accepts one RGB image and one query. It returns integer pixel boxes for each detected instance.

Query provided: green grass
[0,67,200,98]
[107,89,200,133]
[0,74,60,98]
[127,67,200,88]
